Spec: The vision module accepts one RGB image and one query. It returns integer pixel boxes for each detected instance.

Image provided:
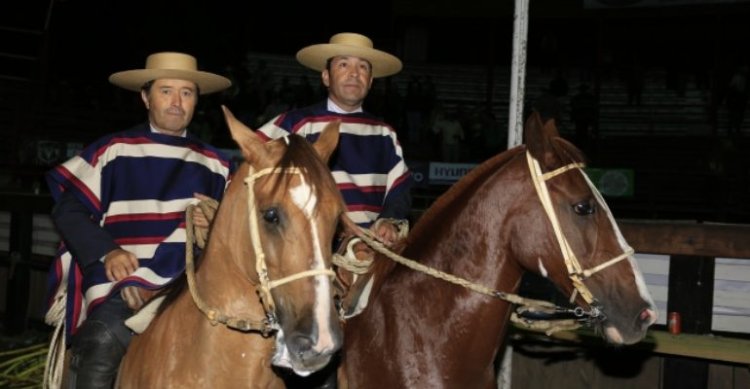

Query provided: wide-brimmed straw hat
[109,52,231,94]
[296,33,402,78]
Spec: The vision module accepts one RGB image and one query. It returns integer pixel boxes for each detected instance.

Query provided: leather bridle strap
[526,151,631,305]
[246,166,336,318]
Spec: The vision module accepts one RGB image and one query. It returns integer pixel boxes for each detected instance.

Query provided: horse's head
[219,106,345,375]
[518,111,658,345]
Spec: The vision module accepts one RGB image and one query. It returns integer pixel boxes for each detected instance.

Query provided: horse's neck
[384,160,530,317]
[195,230,265,314]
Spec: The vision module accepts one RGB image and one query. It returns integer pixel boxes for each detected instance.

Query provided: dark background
[10,1,750,87]
[2,0,750,222]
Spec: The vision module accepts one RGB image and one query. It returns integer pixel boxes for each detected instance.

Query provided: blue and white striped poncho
[45,123,233,341]
[257,102,412,227]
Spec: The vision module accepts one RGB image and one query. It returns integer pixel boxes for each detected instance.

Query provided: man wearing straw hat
[258,32,412,245]
[45,52,233,388]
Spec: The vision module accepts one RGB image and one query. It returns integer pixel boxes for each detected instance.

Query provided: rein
[349,229,589,334]
[184,165,335,335]
[344,151,631,333]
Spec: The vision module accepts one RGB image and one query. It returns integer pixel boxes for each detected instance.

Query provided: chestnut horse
[117,107,348,388]
[339,112,658,388]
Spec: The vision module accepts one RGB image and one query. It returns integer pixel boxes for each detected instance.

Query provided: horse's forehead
[550,169,590,196]
[289,174,318,217]
[258,170,338,208]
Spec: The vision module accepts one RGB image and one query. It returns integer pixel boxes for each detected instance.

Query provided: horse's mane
[407,146,525,241]
[408,129,586,242]
[153,134,337,315]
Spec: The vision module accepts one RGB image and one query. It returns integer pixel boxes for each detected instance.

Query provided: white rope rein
[43,286,66,389]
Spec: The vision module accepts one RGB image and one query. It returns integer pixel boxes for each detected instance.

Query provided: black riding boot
[67,295,133,389]
[68,320,126,389]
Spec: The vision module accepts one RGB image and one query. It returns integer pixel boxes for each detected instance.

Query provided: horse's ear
[313,120,341,163]
[542,117,561,138]
[221,105,268,163]
[524,111,560,169]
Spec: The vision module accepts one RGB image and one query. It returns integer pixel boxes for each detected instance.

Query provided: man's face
[141,78,198,135]
[322,56,373,112]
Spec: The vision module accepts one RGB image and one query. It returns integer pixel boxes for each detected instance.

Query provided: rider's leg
[68,294,133,389]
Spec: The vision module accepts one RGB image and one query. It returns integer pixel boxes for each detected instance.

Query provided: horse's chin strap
[526,152,631,308]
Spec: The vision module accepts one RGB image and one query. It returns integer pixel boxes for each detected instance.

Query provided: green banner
[584,168,634,197]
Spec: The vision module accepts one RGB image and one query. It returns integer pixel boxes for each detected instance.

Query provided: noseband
[185,164,335,335]
[526,151,633,310]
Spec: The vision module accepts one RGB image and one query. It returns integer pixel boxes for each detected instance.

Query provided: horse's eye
[573,201,595,215]
[262,208,280,224]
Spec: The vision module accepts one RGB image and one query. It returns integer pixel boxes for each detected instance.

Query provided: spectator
[432,108,465,162]
[405,75,424,146]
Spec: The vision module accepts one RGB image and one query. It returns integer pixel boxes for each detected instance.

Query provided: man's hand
[191,193,217,229]
[373,222,399,247]
[371,218,409,247]
[121,286,145,310]
[104,248,139,282]
[191,193,219,248]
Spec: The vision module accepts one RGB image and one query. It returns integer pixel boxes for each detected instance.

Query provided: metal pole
[507,0,530,148]
[500,2,530,388]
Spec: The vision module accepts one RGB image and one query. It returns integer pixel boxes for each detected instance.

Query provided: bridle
[526,151,633,310]
[246,166,336,319]
[341,150,634,330]
[185,164,335,335]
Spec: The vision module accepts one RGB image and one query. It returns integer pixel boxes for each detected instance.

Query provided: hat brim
[108,69,231,95]
[296,44,402,78]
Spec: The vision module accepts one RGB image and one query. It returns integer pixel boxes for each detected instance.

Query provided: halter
[245,166,336,321]
[185,164,335,335]
[526,151,633,307]
[336,150,632,333]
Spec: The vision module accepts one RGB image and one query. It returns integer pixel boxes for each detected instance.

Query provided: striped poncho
[45,123,233,341]
[257,101,412,227]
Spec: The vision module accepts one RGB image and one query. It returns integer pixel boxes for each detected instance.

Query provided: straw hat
[109,52,231,94]
[296,33,402,78]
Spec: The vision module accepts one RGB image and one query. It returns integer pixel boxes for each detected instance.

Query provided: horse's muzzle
[271,328,342,376]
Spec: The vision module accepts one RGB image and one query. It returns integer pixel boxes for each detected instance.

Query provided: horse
[338,112,658,389]
[117,107,349,388]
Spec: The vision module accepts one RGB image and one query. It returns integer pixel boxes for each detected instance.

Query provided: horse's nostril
[639,308,657,326]
[290,334,315,354]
